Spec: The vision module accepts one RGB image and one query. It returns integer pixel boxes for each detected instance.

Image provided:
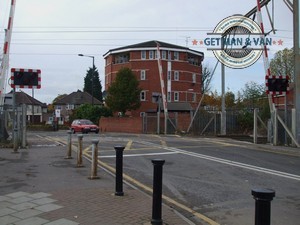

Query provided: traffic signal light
[267,78,289,92]
[11,68,41,89]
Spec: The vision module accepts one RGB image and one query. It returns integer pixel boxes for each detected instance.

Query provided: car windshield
[80,120,93,125]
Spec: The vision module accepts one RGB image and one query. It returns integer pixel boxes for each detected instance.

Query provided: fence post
[273,109,278,146]
[77,134,84,167]
[114,146,125,196]
[151,159,165,225]
[252,189,275,225]
[65,131,73,159]
[253,108,258,144]
[89,139,99,179]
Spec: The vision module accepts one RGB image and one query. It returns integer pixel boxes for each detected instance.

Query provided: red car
[70,119,99,134]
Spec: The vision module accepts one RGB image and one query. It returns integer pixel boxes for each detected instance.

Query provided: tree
[70,104,112,124]
[202,64,213,93]
[83,66,103,102]
[241,81,265,109]
[52,94,67,104]
[105,67,142,115]
[270,48,294,82]
[225,90,235,108]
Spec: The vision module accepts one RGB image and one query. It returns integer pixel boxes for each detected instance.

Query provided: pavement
[0,134,196,225]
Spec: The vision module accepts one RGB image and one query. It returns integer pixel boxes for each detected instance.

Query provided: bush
[70,104,112,124]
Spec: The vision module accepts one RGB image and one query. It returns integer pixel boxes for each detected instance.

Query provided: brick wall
[99,112,192,134]
[99,117,142,133]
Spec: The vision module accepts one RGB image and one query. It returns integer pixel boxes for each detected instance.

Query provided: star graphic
[199,40,204,45]
[277,39,283,45]
[192,39,198,45]
[272,40,277,45]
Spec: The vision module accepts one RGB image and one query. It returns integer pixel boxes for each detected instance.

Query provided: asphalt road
[32,131,300,225]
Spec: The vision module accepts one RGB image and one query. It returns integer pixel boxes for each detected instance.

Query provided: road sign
[266,75,289,95]
[11,68,41,89]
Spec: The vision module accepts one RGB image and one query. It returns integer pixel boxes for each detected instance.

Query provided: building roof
[5,91,46,107]
[54,90,102,105]
[103,40,204,58]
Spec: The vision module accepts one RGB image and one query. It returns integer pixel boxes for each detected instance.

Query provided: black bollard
[114,146,125,196]
[252,188,275,225]
[151,159,165,225]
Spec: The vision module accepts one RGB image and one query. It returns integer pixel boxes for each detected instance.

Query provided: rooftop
[103,40,204,58]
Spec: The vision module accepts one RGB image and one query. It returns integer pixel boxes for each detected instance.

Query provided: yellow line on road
[82,151,219,225]
[125,140,133,150]
[83,146,91,154]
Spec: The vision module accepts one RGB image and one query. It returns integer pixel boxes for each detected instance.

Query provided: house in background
[4,91,47,123]
[54,90,103,124]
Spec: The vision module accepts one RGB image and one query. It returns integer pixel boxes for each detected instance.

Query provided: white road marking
[136,140,300,181]
[99,151,178,158]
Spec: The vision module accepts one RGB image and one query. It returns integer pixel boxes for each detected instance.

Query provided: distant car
[70,119,99,134]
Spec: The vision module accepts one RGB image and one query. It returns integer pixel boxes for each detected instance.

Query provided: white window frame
[192,93,196,102]
[167,71,171,80]
[162,50,166,59]
[192,73,196,83]
[140,70,146,80]
[174,51,179,60]
[174,71,179,81]
[167,92,171,102]
[140,91,146,101]
[149,50,154,59]
[141,50,146,60]
[174,92,179,102]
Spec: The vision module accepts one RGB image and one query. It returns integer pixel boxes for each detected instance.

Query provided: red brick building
[103,40,204,117]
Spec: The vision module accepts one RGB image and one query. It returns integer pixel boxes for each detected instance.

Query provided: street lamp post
[78,54,95,106]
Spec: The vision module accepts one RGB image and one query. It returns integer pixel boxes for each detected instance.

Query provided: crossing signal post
[266,75,289,95]
[11,68,41,89]
[10,68,41,151]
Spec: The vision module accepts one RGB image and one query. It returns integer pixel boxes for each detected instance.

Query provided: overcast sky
[0,0,293,104]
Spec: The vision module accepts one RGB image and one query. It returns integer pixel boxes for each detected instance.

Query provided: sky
[0,0,294,104]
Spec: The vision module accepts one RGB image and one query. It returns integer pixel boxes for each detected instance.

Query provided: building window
[140,70,146,80]
[149,50,154,59]
[141,50,146,60]
[174,71,179,81]
[66,104,74,110]
[174,51,179,60]
[140,91,146,101]
[192,93,196,102]
[167,71,171,80]
[192,73,196,83]
[115,53,129,64]
[167,92,171,102]
[162,50,166,59]
[174,92,179,101]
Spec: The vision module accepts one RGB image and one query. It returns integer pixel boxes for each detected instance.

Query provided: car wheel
[95,131,99,134]
[71,128,75,134]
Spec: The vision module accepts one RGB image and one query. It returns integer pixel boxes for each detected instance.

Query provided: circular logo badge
[212,15,263,69]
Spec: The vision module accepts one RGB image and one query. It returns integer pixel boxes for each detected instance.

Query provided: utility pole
[294,0,300,144]
[221,63,226,135]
